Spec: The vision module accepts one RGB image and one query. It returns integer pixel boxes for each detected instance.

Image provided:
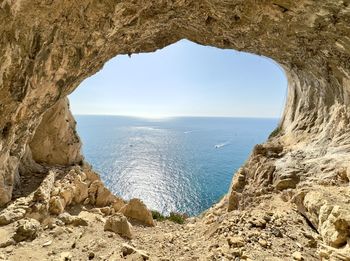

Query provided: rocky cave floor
[0,197,320,261]
[0,155,349,261]
[0,171,321,261]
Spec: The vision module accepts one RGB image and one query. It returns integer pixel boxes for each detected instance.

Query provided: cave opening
[67,40,287,216]
[1,2,349,259]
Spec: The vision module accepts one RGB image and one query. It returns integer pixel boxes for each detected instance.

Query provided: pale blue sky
[69,39,287,118]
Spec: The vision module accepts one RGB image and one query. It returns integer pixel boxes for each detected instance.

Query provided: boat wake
[214,141,230,149]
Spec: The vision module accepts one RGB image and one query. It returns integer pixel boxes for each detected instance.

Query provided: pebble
[51,227,66,237]
[42,240,53,247]
[65,227,73,233]
[271,227,283,238]
[292,251,304,260]
[258,239,268,248]
[296,242,303,249]
[59,252,72,261]
[88,252,95,260]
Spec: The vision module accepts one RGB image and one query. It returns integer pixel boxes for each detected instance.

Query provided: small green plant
[151,210,166,221]
[168,212,186,224]
[151,210,187,224]
[268,126,281,139]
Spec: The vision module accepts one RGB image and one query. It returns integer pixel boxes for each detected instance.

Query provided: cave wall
[29,98,82,166]
[0,0,349,207]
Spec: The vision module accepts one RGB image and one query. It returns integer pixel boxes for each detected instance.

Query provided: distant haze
[69,39,287,119]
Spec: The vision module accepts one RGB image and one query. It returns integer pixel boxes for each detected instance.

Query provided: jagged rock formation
[29,98,82,166]
[0,0,350,260]
[104,213,133,239]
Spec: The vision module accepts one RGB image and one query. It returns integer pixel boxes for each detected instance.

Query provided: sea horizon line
[72,113,281,120]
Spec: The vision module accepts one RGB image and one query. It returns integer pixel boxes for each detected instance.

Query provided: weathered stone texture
[0,0,350,256]
[29,98,82,166]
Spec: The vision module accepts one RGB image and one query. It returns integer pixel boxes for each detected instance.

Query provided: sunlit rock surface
[0,0,350,259]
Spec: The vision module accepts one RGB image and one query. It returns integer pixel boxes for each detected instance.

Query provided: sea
[75,116,279,216]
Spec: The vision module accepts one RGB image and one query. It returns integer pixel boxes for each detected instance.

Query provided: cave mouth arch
[66,39,287,216]
[2,1,348,210]
[1,2,350,257]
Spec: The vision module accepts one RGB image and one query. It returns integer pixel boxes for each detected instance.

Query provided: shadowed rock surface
[0,0,350,260]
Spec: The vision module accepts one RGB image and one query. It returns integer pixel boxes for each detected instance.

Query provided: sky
[69,39,287,118]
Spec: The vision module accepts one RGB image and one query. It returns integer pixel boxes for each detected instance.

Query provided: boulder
[33,171,56,203]
[121,243,149,260]
[258,239,268,248]
[227,236,245,248]
[112,197,126,212]
[119,198,155,226]
[88,180,115,207]
[82,164,101,183]
[13,218,41,242]
[59,252,73,261]
[58,212,88,226]
[228,191,240,211]
[0,194,33,226]
[293,187,350,248]
[49,196,65,215]
[60,186,74,206]
[100,206,114,216]
[230,168,247,192]
[249,218,267,228]
[73,175,89,204]
[28,171,57,219]
[292,251,304,260]
[274,170,300,190]
[29,98,83,166]
[104,213,133,239]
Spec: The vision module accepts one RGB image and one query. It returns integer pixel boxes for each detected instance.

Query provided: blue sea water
[75,116,279,216]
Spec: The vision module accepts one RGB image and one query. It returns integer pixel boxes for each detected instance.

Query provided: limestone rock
[292,251,304,260]
[42,240,52,247]
[88,180,115,207]
[0,0,349,259]
[258,239,268,248]
[0,197,29,225]
[57,212,88,227]
[104,213,133,239]
[228,191,241,211]
[249,218,267,228]
[227,236,245,248]
[18,145,44,176]
[29,170,56,218]
[59,252,73,261]
[101,206,116,216]
[73,175,89,204]
[82,165,101,183]
[318,244,350,260]
[112,197,127,212]
[59,186,74,206]
[32,171,56,203]
[29,98,82,166]
[13,218,41,242]
[121,243,149,260]
[119,199,155,226]
[293,187,350,248]
[230,168,246,192]
[274,171,300,190]
[49,196,65,215]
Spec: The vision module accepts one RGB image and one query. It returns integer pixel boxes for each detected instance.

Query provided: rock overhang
[0,1,350,256]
